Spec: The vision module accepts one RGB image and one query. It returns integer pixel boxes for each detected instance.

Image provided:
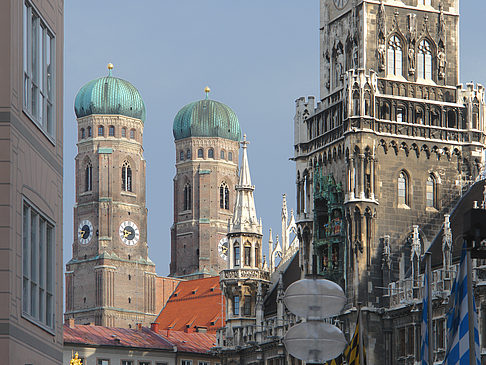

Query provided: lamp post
[282,278,347,364]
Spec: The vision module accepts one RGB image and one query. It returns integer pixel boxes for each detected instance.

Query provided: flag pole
[425,252,433,365]
[358,303,364,365]
[466,246,476,365]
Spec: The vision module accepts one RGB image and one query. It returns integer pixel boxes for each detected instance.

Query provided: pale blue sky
[64,1,486,276]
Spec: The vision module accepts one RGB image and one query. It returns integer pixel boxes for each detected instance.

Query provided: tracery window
[398,171,409,206]
[220,183,230,209]
[183,183,192,211]
[122,160,132,192]
[417,39,432,80]
[208,148,214,159]
[85,161,92,192]
[387,35,403,76]
[426,174,436,208]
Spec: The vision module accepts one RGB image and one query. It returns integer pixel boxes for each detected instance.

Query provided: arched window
[472,103,479,129]
[85,161,92,192]
[198,148,204,158]
[228,151,233,161]
[255,244,260,267]
[244,242,251,266]
[447,110,456,128]
[109,125,115,137]
[183,183,192,211]
[221,150,225,159]
[397,107,405,123]
[417,39,432,80]
[387,35,403,76]
[234,244,240,266]
[398,171,409,206]
[220,183,230,209]
[353,90,360,116]
[130,129,135,139]
[186,149,191,160]
[98,125,104,137]
[122,161,132,192]
[80,128,85,139]
[364,91,372,116]
[87,126,92,137]
[426,175,436,208]
[121,127,127,138]
[179,151,184,161]
[208,148,214,158]
[233,296,240,316]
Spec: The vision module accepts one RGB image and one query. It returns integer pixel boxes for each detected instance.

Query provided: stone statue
[408,46,415,74]
[377,40,386,71]
[438,49,446,79]
[336,47,344,82]
[353,44,359,69]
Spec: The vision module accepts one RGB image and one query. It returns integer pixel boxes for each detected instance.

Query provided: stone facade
[170,136,240,277]
[0,0,64,363]
[65,109,157,328]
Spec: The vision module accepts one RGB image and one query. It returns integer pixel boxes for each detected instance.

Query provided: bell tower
[170,88,241,278]
[65,65,157,328]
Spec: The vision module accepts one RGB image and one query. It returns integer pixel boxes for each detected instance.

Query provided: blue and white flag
[443,245,480,365]
[421,266,430,365]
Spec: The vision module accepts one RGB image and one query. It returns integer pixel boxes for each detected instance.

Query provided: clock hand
[79,229,85,236]
[123,229,131,238]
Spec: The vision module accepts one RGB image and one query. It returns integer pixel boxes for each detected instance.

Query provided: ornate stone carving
[377,1,386,72]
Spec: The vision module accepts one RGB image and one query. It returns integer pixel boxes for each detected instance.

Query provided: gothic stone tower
[170,89,241,278]
[219,137,270,352]
[294,1,486,363]
[65,65,157,328]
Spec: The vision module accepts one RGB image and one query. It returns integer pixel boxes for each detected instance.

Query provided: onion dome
[173,87,241,141]
[74,64,146,122]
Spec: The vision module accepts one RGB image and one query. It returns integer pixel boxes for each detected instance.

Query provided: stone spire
[229,135,262,236]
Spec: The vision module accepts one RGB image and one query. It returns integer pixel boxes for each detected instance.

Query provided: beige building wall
[0,0,64,364]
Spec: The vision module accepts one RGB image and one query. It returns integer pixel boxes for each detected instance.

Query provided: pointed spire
[238,134,253,187]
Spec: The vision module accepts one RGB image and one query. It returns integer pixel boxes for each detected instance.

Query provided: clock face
[119,221,140,246]
[78,219,93,245]
[333,0,348,9]
[218,237,229,261]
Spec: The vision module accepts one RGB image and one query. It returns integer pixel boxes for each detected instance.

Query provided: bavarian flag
[324,312,366,365]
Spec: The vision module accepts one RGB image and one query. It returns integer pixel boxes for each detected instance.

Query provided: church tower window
[228,151,233,161]
[122,160,132,192]
[121,127,126,138]
[220,183,230,209]
[80,128,85,139]
[243,295,251,316]
[398,171,409,206]
[98,125,104,137]
[234,244,240,266]
[87,126,92,137]
[179,151,184,161]
[387,35,403,76]
[233,296,240,316]
[426,174,436,208]
[85,161,92,192]
[130,129,135,139]
[221,150,225,159]
[244,243,251,266]
[198,148,204,158]
[183,183,192,211]
[208,148,214,158]
[186,149,191,160]
[109,125,115,136]
[417,39,432,80]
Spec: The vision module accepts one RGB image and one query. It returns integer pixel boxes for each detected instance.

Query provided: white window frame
[387,35,402,76]
[417,39,433,80]
[22,197,56,332]
[181,361,193,365]
[23,0,56,141]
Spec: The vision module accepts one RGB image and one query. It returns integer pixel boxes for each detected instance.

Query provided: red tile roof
[64,324,216,354]
[154,276,225,333]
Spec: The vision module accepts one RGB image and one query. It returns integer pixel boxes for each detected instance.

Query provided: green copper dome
[74,73,146,122]
[173,98,241,141]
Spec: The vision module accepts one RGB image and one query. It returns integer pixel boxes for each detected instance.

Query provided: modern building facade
[0,0,64,363]
[65,65,157,328]
[170,90,241,278]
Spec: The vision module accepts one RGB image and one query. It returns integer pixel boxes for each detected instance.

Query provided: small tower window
[228,151,233,161]
[243,295,251,316]
[220,150,225,159]
[208,148,214,158]
[122,160,132,192]
[87,126,92,137]
[80,128,85,139]
[220,183,230,210]
[130,129,135,139]
[98,125,104,137]
[109,125,115,137]
[186,149,191,160]
[180,151,184,161]
[244,244,251,266]
[85,161,92,192]
[234,244,240,266]
[233,296,240,316]
[198,148,204,158]
[184,183,192,211]
[426,175,436,208]
[398,171,409,206]
[121,127,127,138]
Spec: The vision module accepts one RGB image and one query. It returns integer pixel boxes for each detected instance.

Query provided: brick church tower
[170,88,241,278]
[65,65,157,328]
[294,1,486,363]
